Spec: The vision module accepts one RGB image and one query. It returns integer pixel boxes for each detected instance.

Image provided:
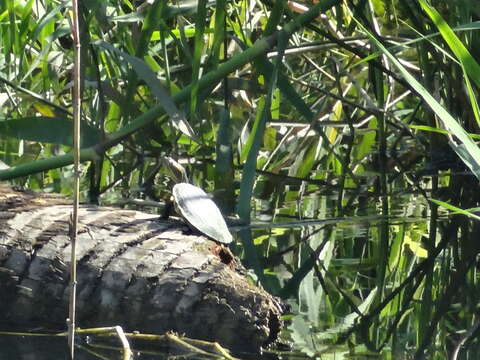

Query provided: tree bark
[0,185,283,353]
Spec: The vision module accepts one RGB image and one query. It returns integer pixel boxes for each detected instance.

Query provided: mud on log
[0,186,283,353]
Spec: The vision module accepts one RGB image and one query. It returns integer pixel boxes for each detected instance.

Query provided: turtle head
[161,156,189,183]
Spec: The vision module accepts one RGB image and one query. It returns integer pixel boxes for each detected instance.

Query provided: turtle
[172,182,233,245]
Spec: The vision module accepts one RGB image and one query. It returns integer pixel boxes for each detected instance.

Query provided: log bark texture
[0,186,283,353]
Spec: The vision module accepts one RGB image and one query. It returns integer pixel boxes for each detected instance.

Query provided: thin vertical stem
[68,0,81,357]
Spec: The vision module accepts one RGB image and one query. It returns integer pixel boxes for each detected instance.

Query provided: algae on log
[0,186,283,353]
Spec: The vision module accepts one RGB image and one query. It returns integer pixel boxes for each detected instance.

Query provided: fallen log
[0,185,283,353]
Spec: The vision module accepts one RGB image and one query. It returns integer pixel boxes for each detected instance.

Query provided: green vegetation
[2,0,480,358]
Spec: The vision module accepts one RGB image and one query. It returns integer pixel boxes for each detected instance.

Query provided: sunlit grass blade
[461,63,480,128]
[430,199,480,221]
[209,0,226,64]
[418,0,480,88]
[409,125,480,139]
[190,0,208,115]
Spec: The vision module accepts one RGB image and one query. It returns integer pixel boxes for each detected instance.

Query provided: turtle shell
[172,183,233,244]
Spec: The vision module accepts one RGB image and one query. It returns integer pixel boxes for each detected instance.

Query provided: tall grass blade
[96,41,197,141]
[190,0,208,115]
[351,13,480,180]
[418,0,480,88]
